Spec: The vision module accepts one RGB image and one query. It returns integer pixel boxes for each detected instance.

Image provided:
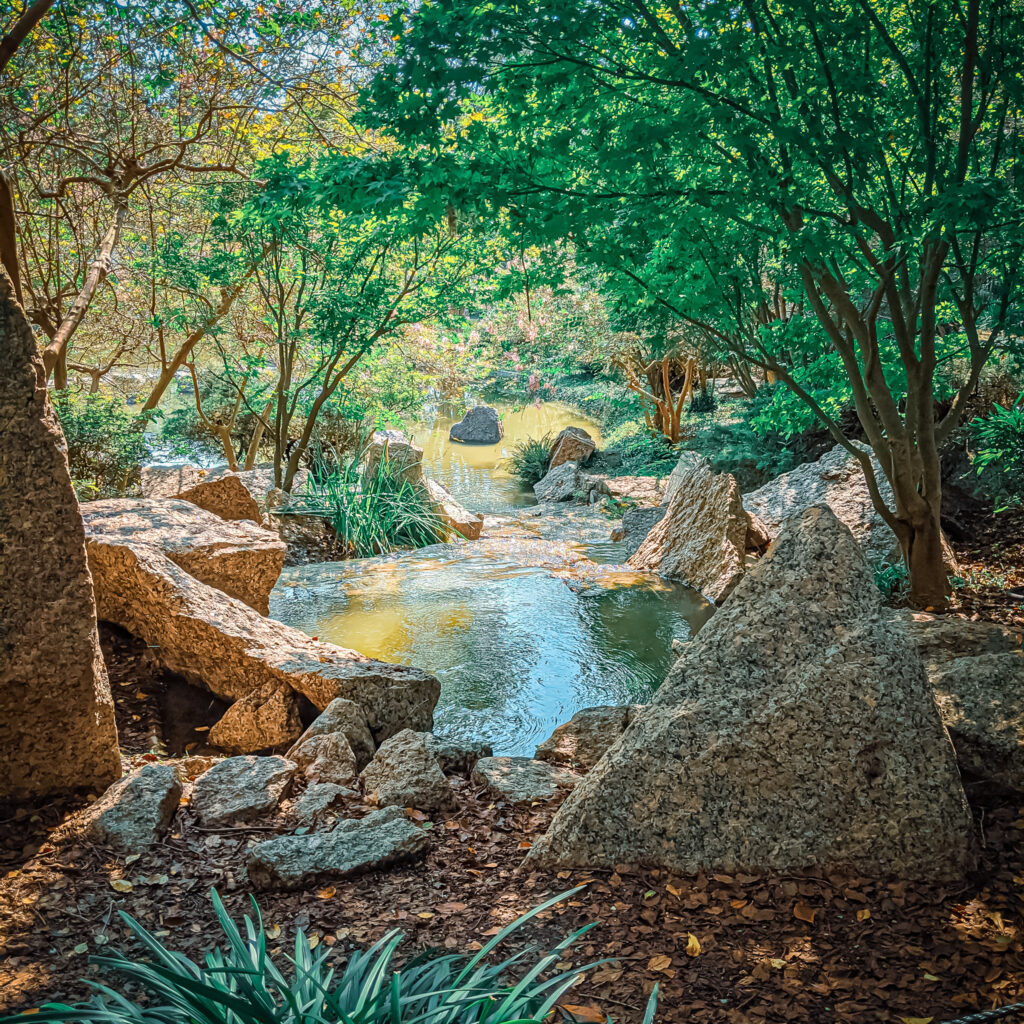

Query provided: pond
[271,402,710,756]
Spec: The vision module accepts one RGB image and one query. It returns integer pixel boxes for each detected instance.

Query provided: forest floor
[1,508,1022,1024]
[1,627,1022,1024]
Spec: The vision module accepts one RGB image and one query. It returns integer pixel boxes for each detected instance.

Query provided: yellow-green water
[271,401,710,756]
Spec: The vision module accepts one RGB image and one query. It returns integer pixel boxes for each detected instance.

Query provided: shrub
[288,444,449,558]
[966,392,1024,510]
[8,889,658,1024]
[603,420,679,476]
[505,434,553,486]
[873,559,909,603]
[52,391,148,499]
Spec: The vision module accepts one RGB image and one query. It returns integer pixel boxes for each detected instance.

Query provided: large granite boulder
[80,763,182,853]
[0,269,120,800]
[528,506,974,881]
[628,456,749,602]
[82,498,285,614]
[246,806,429,889]
[449,405,503,444]
[743,444,902,566]
[902,611,1021,674]
[535,706,644,772]
[549,427,596,470]
[931,652,1024,791]
[359,729,456,812]
[191,755,296,825]
[142,465,308,520]
[85,542,441,745]
[424,478,483,540]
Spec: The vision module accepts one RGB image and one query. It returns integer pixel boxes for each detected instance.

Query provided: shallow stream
[271,402,710,756]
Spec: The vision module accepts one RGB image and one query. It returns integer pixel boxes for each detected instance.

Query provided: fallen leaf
[266,924,282,939]
[647,954,672,972]
[856,908,871,922]
[770,958,786,969]
[666,884,683,897]
[686,933,702,957]
[898,1018,933,1024]
[559,1004,606,1022]
[793,901,817,924]
[316,886,336,900]
[110,879,132,893]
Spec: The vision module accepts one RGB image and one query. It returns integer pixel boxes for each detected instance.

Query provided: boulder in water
[528,506,974,882]
[549,427,596,470]
[628,455,749,602]
[449,405,503,444]
[424,478,483,540]
[534,461,581,502]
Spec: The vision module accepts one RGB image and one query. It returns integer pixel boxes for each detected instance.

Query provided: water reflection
[411,402,604,514]
[271,542,712,756]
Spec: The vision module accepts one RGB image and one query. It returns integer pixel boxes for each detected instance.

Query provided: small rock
[426,735,493,776]
[424,478,483,540]
[191,755,296,826]
[614,505,666,559]
[533,461,581,502]
[359,730,456,812]
[549,427,596,470]
[287,698,375,770]
[471,756,578,805]
[294,732,359,787]
[535,706,643,772]
[209,682,302,754]
[246,806,429,889]
[81,763,182,853]
[449,406,503,444]
[293,783,359,826]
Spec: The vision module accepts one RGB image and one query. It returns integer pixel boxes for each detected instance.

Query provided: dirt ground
[2,516,1023,1024]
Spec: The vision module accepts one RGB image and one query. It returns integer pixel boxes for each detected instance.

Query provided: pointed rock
[0,269,120,799]
[81,763,182,853]
[628,455,748,602]
[528,506,974,882]
[359,729,455,812]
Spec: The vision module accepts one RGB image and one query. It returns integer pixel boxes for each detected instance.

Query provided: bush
[8,889,658,1024]
[52,391,148,499]
[603,420,679,476]
[966,392,1024,510]
[506,434,552,486]
[873,559,909,603]
[289,444,449,557]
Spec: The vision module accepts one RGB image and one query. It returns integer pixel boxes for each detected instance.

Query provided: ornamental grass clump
[7,889,657,1024]
[505,434,553,487]
[287,442,449,558]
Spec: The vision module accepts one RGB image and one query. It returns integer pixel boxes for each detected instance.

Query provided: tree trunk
[0,169,22,306]
[243,399,273,470]
[900,498,949,609]
[52,344,68,389]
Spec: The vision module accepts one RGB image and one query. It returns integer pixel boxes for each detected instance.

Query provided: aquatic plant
[6,888,658,1024]
[505,433,553,486]
[286,443,449,558]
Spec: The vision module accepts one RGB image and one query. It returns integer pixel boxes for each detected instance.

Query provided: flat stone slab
[246,806,429,889]
[82,498,285,614]
[471,756,578,804]
[191,755,296,825]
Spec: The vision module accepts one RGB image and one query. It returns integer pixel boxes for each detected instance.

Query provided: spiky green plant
[285,441,449,558]
[505,434,553,487]
[5,889,658,1024]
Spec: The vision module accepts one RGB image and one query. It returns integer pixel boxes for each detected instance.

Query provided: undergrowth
[505,434,553,486]
[6,889,658,1024]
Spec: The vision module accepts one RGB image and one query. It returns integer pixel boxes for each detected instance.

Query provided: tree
[369,0,1024,607]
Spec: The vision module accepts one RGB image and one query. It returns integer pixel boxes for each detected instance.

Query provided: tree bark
[41,205,125,382]
[0,170,22,306]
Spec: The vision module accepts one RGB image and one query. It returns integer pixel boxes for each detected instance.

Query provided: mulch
[2,516,1023,1024]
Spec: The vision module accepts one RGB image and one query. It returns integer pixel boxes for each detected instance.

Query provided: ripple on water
[271,541,713,757]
